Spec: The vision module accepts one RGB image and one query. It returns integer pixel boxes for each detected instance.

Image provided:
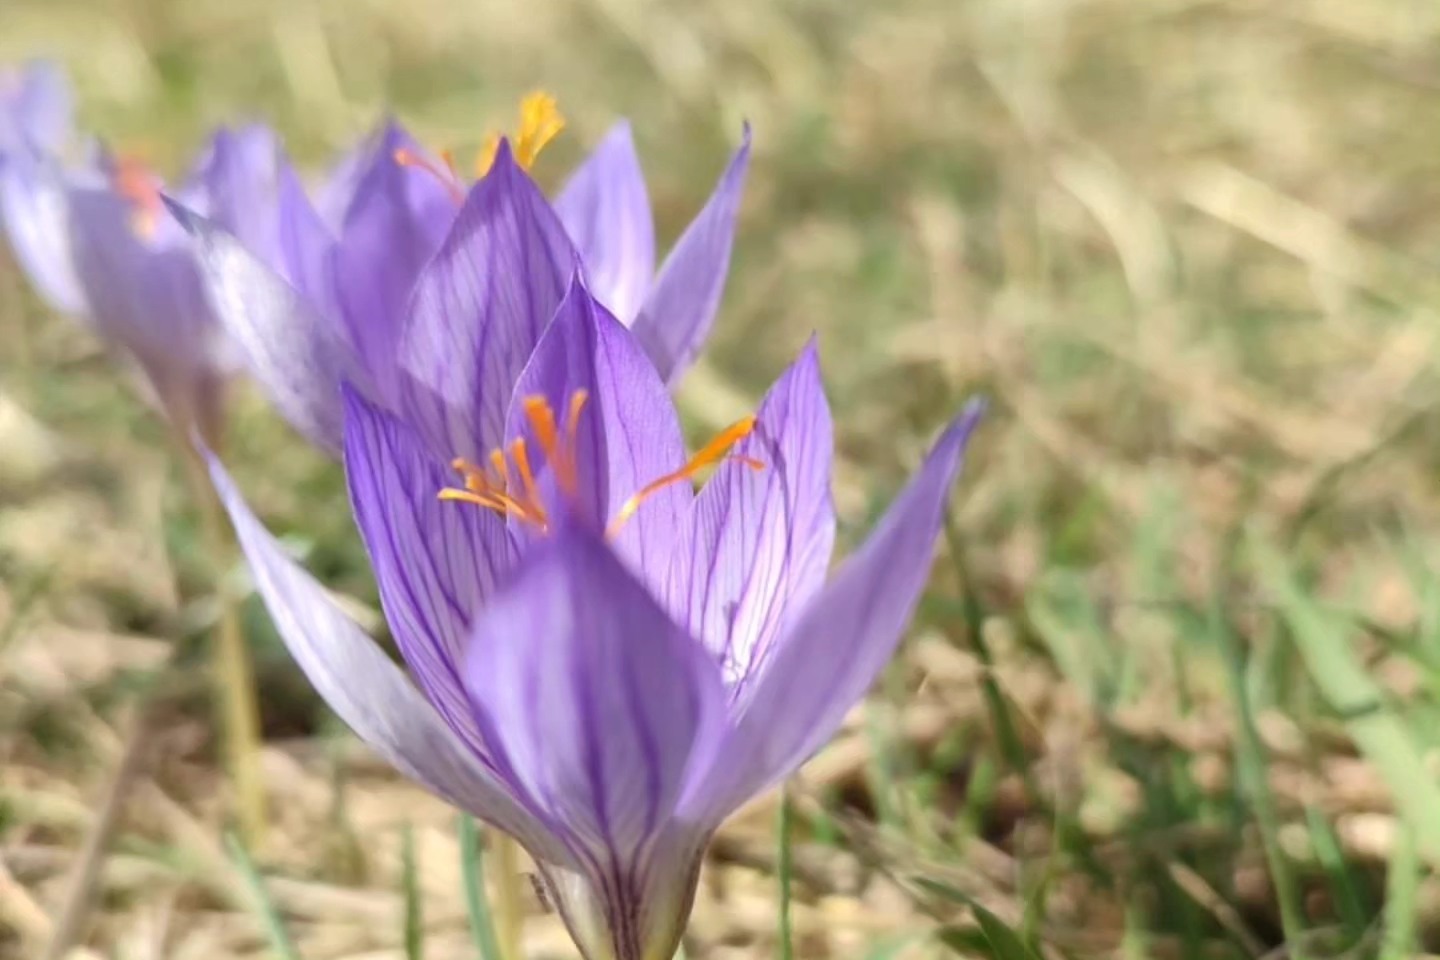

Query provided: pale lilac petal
[2,60,71,154]
[554,121,654,323]
[166,196,365,455]
[666,340,835,686]
[502,278,689,576]
[66,188,220,384]
[189,124,283,272]
[314,136,370,233]
[334,123,457,389]
[0,150,86,314]
[693,402,984,818]
[397,141,578,461]
[273,163,341,321]
[205,452,567,864]
[342,384,516,760]
[463,526,724,870]
[631,127,750,384]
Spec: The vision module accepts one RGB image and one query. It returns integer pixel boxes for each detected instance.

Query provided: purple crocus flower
[194,137,983,960]
[0,124,281,438]
[0,60,71,157]
[176,98,750,459]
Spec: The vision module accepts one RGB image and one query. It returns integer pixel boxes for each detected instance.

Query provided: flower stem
[491,832,524,960]
[175,434,267,850]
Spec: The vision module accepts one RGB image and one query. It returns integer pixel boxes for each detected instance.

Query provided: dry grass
[3,0,1440,957]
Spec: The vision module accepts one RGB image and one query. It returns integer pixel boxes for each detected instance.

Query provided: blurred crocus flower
[190,137,983,960]
[0,60,71,156]
[176,94,750,458]
[0,124,281,440]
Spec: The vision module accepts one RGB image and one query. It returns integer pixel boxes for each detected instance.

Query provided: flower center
[438,391,764,536]
[111,155,163,239]
[393,90,565,203]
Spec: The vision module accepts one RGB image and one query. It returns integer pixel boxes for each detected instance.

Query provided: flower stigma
[438,393,764,537]
[392,91,565,201]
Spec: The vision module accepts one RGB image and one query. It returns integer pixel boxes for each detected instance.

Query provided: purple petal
[554,121,654,323]
[503,278,689,576]
[1,60,71,154]
[666,340,835,687]
[166,195,364,455]
[693,401,984,818]
[630,127,750,384]
[314,135,370,233]
[66,188,226,402]
[334,122,457,390]
[205,451,567,864]
[273,163,342,321]
[188,124,284,272]
[463,526,724,866]
[396,141,578,461]
[342,384,516,761]
[0,150,86,314]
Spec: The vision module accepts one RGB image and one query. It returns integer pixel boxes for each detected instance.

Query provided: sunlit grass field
[4,0,1440,956]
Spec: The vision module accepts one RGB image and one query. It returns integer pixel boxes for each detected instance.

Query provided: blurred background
[3,0,1440,957]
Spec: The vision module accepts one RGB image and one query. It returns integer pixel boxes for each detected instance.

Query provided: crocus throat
[111,156,163,239]
[392,90,565,203]
[438,393,764,536]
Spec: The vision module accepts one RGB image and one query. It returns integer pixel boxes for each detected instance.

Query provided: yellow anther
[476,90,565,176]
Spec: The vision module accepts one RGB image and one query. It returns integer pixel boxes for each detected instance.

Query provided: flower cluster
[1,62,983,960]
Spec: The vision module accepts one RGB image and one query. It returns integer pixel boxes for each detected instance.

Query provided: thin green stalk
[459,815,505,960]
[1209,598,1307,956]
[491,831,525,960]
[227,833,301,960]
[777,785,795,960]
[402,823,423,960]
[176,436,266,849]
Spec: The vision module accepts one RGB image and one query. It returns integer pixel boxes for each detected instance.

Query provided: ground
[2,0,1440,957]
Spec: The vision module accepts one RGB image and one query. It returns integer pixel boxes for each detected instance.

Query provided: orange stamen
[111,155,163,239]
[607,416,763,538]
[393,147,465,205]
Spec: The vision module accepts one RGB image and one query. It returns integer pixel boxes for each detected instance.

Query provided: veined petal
[167,196,364,455]
[692,401,984,820]
[335,122,456,390]
[666,340,835,687]
[0,150,86,315]
[463,526,724,883]
[503,278,689,577]
[630,127,750,384]
[554,121,654,323]
[206,452,567,864]
[274,163,342,324]
[534,826,709,960]
[397,141,578,460]
[342,384,516,760]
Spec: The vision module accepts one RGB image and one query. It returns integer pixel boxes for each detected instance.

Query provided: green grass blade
[225,833,302,960]
[1379,823,1419,960]
[1253,534,1440,865]
[459,815,505,960]
[777,786,795,960]
[1303,804,1368,943]
[402,823,423,960]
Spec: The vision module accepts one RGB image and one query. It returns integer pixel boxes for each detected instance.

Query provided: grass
[2,0,1440,956]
